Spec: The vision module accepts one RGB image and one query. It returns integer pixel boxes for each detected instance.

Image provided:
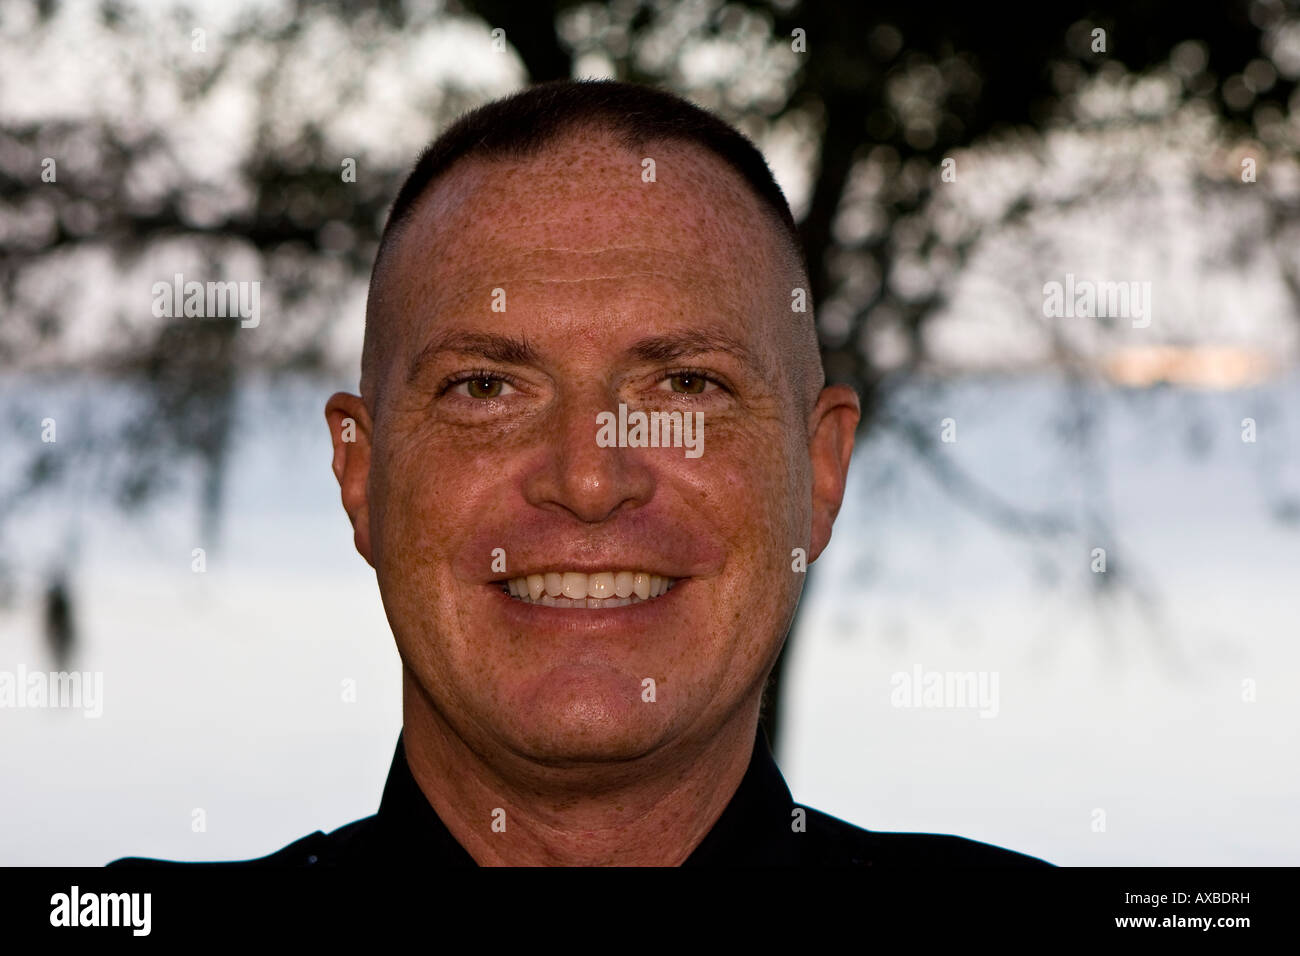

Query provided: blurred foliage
[2,0,1295,500]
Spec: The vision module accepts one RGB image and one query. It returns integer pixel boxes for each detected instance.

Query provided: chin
[501,664,678,764]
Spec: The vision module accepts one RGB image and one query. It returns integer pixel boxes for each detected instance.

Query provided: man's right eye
[449,375,515,400]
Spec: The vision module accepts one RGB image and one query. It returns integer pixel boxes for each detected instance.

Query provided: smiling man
[112,80,1047,867]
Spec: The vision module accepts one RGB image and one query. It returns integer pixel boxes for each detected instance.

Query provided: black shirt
[109,727,1051,867]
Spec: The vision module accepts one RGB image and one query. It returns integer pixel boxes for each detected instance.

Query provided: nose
[522,387,655,523]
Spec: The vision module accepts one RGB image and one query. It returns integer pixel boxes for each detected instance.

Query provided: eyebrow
[406,326,764,384]
[407,330,541,385]
[626,329,765,376]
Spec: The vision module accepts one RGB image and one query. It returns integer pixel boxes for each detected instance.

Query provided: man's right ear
[325,392,374,568]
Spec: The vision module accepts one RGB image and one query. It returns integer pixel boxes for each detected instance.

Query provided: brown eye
[467,377,501,398]
[456,377,511,399]
[667,373,710,394]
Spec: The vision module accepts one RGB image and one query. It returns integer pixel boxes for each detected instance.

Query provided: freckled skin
[326,130,860,865]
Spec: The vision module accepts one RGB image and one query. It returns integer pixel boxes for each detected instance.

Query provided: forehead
[377,131,790,344]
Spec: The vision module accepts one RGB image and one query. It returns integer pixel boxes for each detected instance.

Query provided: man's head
[327,80,858,769]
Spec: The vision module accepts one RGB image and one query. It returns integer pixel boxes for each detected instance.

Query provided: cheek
[371,432,472,583]
[368,437,497,681]
[379,421,490,524]
[706,432,809,650]
[680,421,803,560]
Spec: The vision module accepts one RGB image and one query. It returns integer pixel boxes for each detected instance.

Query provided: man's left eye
[660,373,717,395]
[453,377,516,399]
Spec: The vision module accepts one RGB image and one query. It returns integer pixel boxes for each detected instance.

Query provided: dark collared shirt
[110,728,1050,867]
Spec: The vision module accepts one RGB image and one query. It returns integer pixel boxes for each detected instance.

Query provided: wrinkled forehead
[372,132,794,351]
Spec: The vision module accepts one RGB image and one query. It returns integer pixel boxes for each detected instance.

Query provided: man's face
[333,132,854,765]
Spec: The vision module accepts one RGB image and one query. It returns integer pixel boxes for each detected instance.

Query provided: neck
[399,670,761,866]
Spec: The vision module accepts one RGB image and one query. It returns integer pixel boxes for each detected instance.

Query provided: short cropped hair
[373,79,806,278]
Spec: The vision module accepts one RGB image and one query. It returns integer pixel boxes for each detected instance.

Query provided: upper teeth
[505,571,675,602]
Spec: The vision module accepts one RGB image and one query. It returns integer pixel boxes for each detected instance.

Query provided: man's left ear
[806,384,860,563]
[325,392,375,568]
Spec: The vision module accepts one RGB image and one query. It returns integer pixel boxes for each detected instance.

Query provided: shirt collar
[372,725,801,866]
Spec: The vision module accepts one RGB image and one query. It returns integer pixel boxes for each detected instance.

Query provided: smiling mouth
[502,570,679,608]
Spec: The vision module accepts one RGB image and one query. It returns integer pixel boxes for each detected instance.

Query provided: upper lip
[487,561,683,583]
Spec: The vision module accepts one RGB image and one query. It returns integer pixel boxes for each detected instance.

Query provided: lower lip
[492,580,686,634]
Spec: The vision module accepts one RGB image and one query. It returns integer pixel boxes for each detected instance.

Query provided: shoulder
[799,806,1054,867]
[106,815,379,868]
